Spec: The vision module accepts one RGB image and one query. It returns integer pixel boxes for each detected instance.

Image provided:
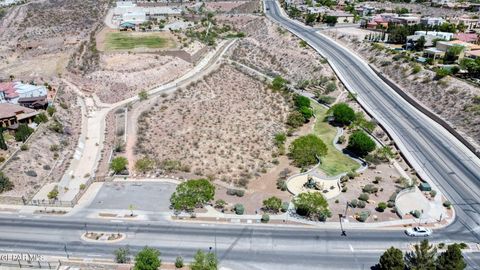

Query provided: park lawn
[105,32,174,51]
[312,103,360,176]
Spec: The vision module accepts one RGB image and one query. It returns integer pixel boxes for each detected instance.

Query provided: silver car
[405,226,432,237]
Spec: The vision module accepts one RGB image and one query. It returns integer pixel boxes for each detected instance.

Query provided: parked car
[405,227,432,237]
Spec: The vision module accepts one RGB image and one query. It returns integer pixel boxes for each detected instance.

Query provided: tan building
[0,103,38,129]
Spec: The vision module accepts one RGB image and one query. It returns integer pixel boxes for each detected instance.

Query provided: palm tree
[405,239,437,270]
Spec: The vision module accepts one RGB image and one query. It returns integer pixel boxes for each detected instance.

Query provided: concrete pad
[87,181,177,212]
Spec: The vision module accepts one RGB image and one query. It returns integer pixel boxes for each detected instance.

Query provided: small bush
[443,201,452,208]
[234,204,245,215]
[357,200,366,208]
[358,193,369,201]
[430,190,437,198]
[356,211,370,222]
[438,243,445,249]
[411,210,421,218]
[362,184,378,194]
[43,164,51,170]
[349,199,358,208]
[226,189,244,197]
[25,170,37,177]
[387,201,395,208]
[215,199,226,209]
[376,202,387,212]
[49,144,59,152]
[459,243,468,249]
[48,186,59,200]
[261,214,270,223]
[20,144,29,151]
[175,256,184,268]
[79,184,86,190]
[47,106,56,116]
[281,201,289,212]
[276,178,287,191]
[347,171,358,179]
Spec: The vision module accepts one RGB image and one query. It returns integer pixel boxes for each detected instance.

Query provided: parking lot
[87,181,177,212]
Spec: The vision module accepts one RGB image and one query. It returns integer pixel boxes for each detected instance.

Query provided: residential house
[465,50,480,59]
[327,11,355,24]
[0,103,38,130]
[391,15,420,26]
[113,1,183,26]
[454,33,479,44]
[414,31,453,41]
[420,17,446,27]
[0,82,48,109]
[426,40,480,59]
[449,15,480,30]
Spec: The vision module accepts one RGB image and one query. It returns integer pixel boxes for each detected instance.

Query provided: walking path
[30,39,236,204]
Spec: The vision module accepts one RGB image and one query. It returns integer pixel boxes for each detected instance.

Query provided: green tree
[34,113,48,124]
[14,124,34,142]
[191,250,218,270]
[114,246,131,263]
[330,103,356,126]
[414,36,426,51]
[263,196,282,213]
[378,247,404,270]
[170,179,215,212]
[436,244,466,270]
[323,15,338,26]
[0,128,7,150]
[444,45,464,64]
[305,13,317,26]
[289,134,327,167]
[347,130,376,157]
[294,95,310,108]
[0,172,13,193]
[110,156,128,174]
[405,239,436,270]
[175,256,184,268]
[293,192,331,221]
[134,247,161,270]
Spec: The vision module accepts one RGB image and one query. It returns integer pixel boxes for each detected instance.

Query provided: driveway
[87,181,177,212]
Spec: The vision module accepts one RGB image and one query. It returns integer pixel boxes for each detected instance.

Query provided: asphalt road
[0,216,478,269]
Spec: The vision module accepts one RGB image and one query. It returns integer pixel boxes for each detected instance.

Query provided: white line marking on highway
[349,244,354,252]
[110,220,124,223]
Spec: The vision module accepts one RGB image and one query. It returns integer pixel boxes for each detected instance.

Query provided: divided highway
[265,0,480,237]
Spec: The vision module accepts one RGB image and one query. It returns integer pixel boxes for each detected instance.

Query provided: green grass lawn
[105,32,173,51]
[312,103,360,176]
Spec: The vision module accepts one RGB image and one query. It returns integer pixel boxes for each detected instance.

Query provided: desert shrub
[274,132,286,148]
[79,184,86,190]
[286,111,306,128]
[281,201,289,212]
[330,103,355,125]
[261,214,270,223]
[347,130,376,157]
[317,95,335,105]
[226,189,244,197]
[435,68,451,80]
[349,199,358,208]
[356,211,370,222]
[25,170,37,177]
[215,199,226,209]
[430,190,437,198]
[15,124,34,142]
[48,186,59,200]
[357,200,366,208]
[0,172,13,193]
[443,201,452,208]
[276,178,287,191]
[362,184,378,194]
[347,171,358,179]
[174,256,184,268]
[340,175,349,183]
[270,76,288,92]
[34,113,48,124]
[412,64,422,74]
[387,201,395,208]
[47,106,56,116]
[263,196,282,213]
[294,192,331,221]
[411,210,421,218]
[377,202,387,212]
[373,176,382,184]
[325,82,337,93]
[49,144,59,151]
[110,157,128,174]
[358,193,369,201]
[48,119,64,133]
[135,157,155,173]
[289,134,327,167]
[234,204,245,215]
[43,164,51,170]
[138,90,148,101]
[20,144,28,151]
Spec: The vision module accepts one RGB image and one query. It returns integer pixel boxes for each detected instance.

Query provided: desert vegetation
[136,64,289,187]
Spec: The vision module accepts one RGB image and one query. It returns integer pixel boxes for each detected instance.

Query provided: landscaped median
[81,232,126,243]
